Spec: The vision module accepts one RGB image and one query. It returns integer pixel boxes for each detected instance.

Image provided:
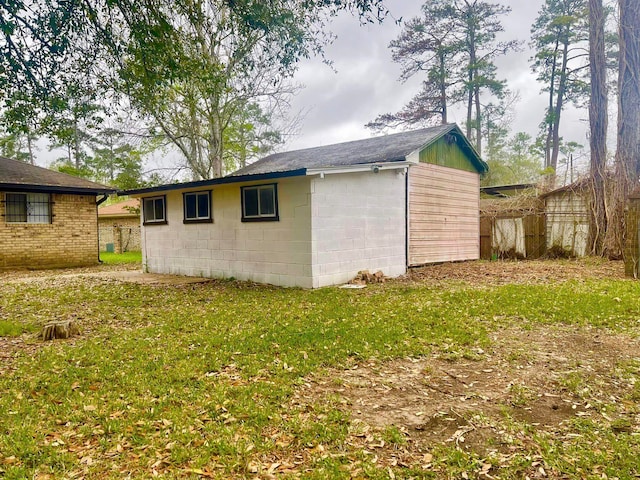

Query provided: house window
[143,196,166,225]
[5,193,51,224]
[183,191,212,223]
[241,184,278,222]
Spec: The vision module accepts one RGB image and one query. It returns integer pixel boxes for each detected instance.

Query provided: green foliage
[222,103,284,173]
[528,0,613,172]
[0,131,32,163]
[531,0,590,99]
[0,0,388,181]
[50,160,94,180]
[368,0,519,156]
[481,131,544,186]
[367,1,464,130]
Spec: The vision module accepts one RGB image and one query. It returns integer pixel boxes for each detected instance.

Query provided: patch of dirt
[292,324,640,467]
[0,265,212,286]
[0,263,140,284]
[404,259,624,285]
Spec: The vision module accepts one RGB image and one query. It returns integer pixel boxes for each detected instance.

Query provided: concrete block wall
[141,178,314,287]
[0,192,99,269]
[99,216,141,251]
[310,170,407,287]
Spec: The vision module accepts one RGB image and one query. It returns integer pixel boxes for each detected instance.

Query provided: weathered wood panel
[624,195,640,277]
[419,135,480,173]
[480,217,492,259]
[479,213,545,259]
[408,163,480,265]
[524,214,546,258]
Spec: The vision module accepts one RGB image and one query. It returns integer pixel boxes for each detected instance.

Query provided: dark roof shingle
[231,124,481,176]
[0,156,114,194]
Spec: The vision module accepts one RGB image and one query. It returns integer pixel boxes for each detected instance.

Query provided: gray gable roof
[231,123,485,176]
[0,156,114,194]
[121,123,486,196]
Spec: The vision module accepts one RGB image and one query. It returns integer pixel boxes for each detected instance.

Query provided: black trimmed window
[183,190,212,223]
[241,183,278,222]
[5,193,52,224]
[143,196,166,225]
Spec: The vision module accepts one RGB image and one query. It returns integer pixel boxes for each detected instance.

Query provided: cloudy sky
[285,0,589,155]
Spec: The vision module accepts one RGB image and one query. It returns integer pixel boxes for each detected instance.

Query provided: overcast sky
[285,0,590,157]
[39,0,593,179]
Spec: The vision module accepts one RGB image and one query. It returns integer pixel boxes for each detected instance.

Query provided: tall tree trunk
[26,134,34,165]
[439,53,448,124]
[466,15,476,144]
[466,73,473,140]
[474,84,482,155]
[588,0,608,256]
[606,0,640,258]
[74,116,81,169]
[545,39,560,171]
[550,39,570,181]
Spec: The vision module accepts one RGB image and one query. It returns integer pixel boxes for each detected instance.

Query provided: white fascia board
[306,161,414,177]
[405,149,421,164]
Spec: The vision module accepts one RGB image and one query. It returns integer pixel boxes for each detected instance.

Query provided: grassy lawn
[99,251,142,265]
[0,263,639,478]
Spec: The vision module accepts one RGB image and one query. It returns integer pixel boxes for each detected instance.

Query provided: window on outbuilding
[241,184,278,222]
[143,196,166,225]
[5,193,52,224]
[183,191,212,223]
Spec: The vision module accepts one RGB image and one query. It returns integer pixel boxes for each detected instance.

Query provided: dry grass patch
[292,325,640,477]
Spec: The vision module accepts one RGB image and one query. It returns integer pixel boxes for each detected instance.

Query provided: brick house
[124,124,487,288]
[0,156,114,269]
[98,198,141,252]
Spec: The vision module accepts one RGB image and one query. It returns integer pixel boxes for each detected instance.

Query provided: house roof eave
[120,168,308,197]
[305,160,413,176]
[0,183,115,195]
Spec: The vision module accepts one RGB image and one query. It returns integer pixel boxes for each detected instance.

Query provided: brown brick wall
[98,216,141,251]
[0,192,100,269]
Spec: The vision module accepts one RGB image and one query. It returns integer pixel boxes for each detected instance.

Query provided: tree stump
[42,320,80,341]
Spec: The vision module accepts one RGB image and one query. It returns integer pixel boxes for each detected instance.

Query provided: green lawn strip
[99,251,142,265]
[0,278,639,478]
[0,320,38,337]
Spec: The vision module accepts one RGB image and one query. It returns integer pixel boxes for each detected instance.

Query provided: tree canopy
[0,0,389,180]
[367,0,518,157]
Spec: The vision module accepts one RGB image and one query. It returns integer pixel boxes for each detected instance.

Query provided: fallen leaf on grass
[183,468,215,478]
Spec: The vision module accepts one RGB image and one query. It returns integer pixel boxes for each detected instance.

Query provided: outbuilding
[98,198,141,253]
[0,156,114,269]
[124,124,487,287]
[542,180,591,257]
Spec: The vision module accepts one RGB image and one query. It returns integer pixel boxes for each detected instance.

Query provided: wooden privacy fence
[480,195,546,260]
[479,185,597,260]
[625,193,640,277]
[480,214,546,259]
